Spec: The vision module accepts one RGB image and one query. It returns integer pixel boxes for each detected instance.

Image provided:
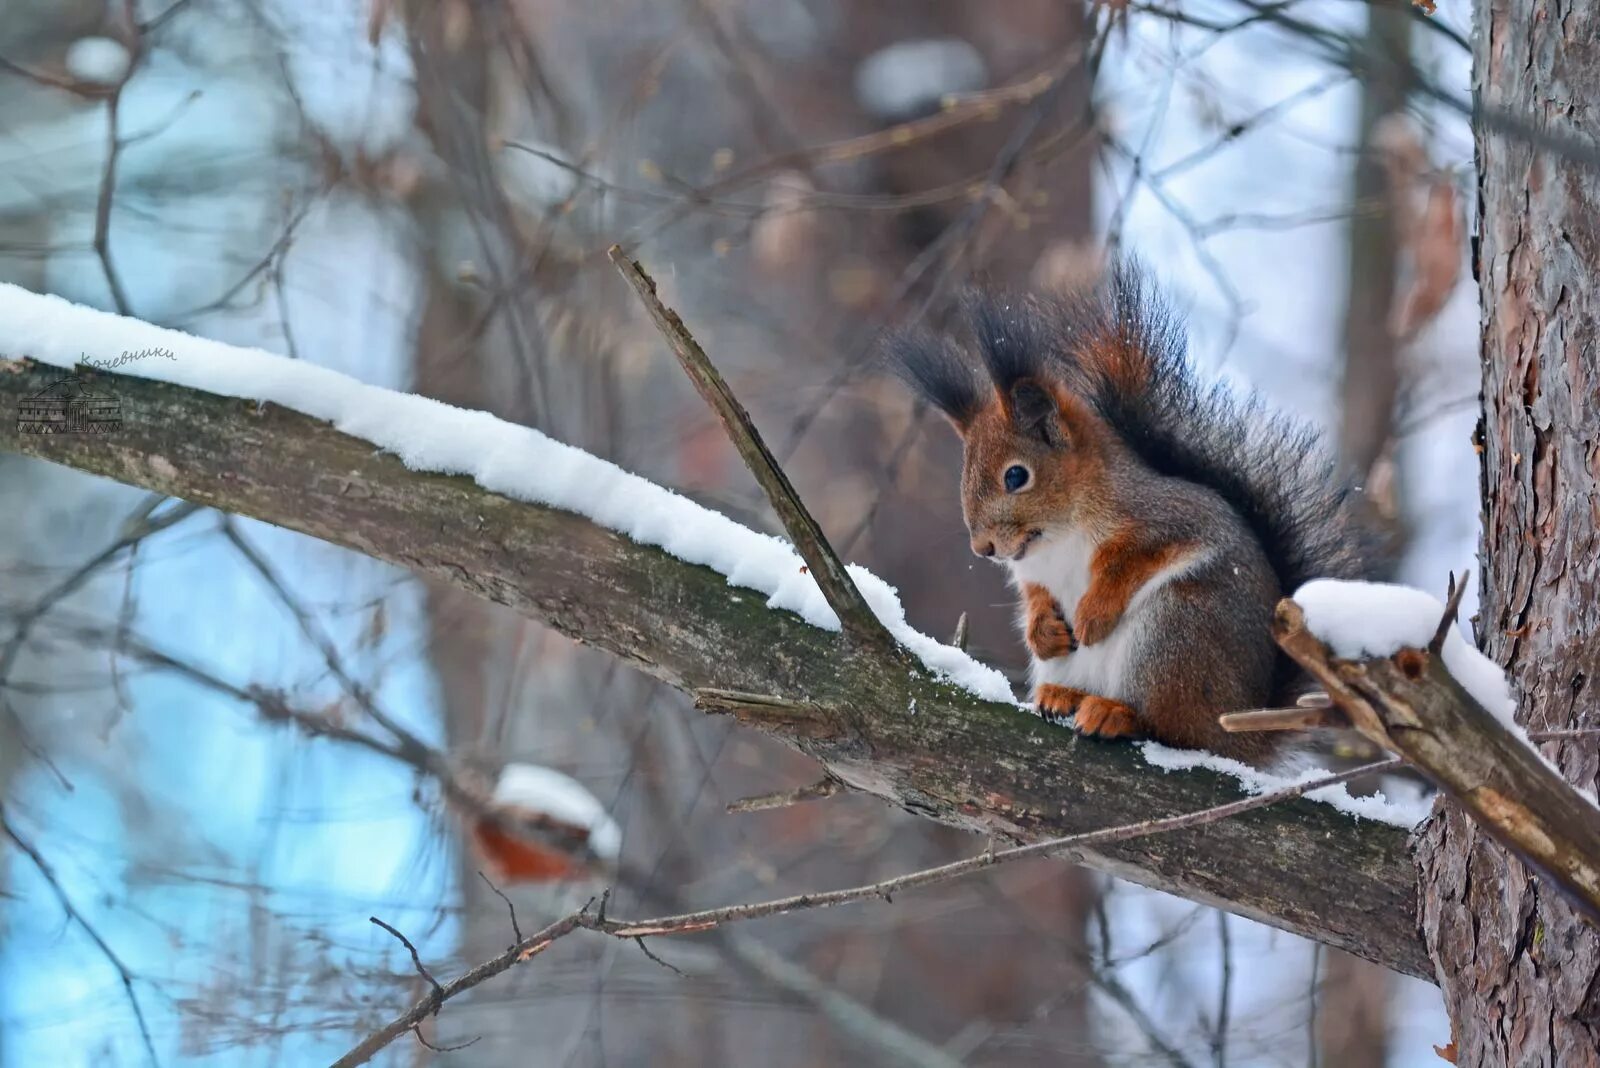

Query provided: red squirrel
[891,265,1384,760]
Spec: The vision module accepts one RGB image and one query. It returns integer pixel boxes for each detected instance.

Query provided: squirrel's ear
[1009,379,1069,447]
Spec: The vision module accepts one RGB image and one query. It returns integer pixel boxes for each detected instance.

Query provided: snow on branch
[1269,579,1600,922]
[0,281,1006,701]
[0,283,1434,978]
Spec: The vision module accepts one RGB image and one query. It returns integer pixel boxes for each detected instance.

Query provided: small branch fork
[331,757,1397,1068]
[1236,574,1600,923]
[608,246,896,650]
[368,917,480,1056]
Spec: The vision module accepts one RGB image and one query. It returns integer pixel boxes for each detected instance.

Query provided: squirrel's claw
[1035,683,1086,723]
[1035,686,1141,741]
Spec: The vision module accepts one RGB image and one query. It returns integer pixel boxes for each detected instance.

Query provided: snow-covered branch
[0,285,1432,978]
[1273,582,1600,921]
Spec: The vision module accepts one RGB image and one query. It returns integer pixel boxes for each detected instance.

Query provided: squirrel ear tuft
[1009,379,1067,446]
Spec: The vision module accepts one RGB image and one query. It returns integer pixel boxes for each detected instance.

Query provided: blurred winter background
[0,0,1479,1064]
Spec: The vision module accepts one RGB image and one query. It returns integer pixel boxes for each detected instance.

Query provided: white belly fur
[1008,531,1210,703]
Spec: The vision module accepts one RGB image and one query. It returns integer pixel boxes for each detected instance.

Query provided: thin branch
[608,246,895,649]
[726,774,842,813]
[632,936,687,977]
[1430,569,1470,654]
[370,917,444,1007]
[219,519,438,763]
[1213,912,1233,1068]
[0,807,160,1067]
[94,91,135,315]
[0,500,203,687]
[477,871,523,942]
[1219,705,1344,733]
[139,0,195,33]
[333,757,1399,1067]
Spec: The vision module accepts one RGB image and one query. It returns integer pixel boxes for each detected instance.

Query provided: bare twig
[369,916,482,1056]
[477,871,523,942]
[333,757,1398,1067]
[0,499,203,687]
[0,807,160,1067]
[726,774,842,813]
[1220,705,1345,733]
[1213,912,1233,1068]
[693,687,840,739]
[220,519,439,763]
[1430,569,1470,654]
[48,617,606,875]
[632,936,687,977]
[608,246,894,649]
[1528,728,1600,742]
[950,612,970,652]
[369,917,444,1012]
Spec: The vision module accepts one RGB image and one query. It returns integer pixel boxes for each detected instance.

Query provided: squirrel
[890,264,1385,761]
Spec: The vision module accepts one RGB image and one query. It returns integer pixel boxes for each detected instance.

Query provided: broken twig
[608,246,894,649]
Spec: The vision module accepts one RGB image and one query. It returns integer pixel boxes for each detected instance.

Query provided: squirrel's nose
[971,538,996,559]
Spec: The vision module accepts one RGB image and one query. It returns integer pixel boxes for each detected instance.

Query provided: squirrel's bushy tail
[1053,261,1387,590]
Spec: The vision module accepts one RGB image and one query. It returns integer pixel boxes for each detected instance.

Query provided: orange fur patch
[1074,532,1199,645]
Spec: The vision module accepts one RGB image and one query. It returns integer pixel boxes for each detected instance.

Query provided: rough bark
[1412,0,1600,1056]
[0,360,1432,979]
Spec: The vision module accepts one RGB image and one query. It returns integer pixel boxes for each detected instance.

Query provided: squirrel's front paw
[1072,599,1122,647]
[1024,585,1078,660]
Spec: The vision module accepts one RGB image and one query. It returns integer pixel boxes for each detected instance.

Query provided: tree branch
[608,247,895,649]
[1274,598,1600,922]
[0,358,1431,978]
[333,757,1399,1067]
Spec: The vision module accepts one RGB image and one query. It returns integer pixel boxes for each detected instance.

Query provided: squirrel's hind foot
[1036,684,1141,740]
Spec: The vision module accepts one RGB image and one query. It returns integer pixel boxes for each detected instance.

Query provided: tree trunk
[1413,0,1600,1058]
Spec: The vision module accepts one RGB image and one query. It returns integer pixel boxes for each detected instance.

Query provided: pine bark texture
[1413,0,1600,1058]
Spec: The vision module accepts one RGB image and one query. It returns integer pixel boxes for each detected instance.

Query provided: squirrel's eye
[1003,464,1030,493]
